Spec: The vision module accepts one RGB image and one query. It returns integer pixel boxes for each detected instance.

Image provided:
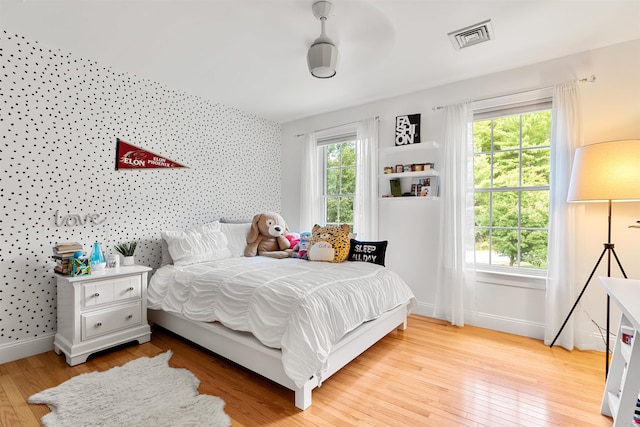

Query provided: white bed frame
[147,304,409,410]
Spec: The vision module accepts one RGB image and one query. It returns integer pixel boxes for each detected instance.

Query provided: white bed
[148,221,416,409]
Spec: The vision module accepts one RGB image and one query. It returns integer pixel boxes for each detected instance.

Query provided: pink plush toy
[285,232,300,251]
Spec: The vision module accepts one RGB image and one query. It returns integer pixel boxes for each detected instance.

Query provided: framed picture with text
[395,114,421,146]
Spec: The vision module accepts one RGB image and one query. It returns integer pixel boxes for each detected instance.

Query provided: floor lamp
[549,139,640,376]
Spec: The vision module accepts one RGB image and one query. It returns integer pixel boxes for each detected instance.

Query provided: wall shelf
[378,141,440,199]
[379,196,439,201]
[379,170,440,180]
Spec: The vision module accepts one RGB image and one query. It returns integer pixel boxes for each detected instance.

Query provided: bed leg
[294,381,313,410]
[398,316,408,331]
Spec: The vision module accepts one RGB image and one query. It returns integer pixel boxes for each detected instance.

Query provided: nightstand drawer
[82,275,142,308]
[81,301,142,340]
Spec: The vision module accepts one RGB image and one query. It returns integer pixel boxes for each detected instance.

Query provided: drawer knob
[126,314,133,320]
[94,292,100,297]
[128,287,134,291]
[95,322,102,327]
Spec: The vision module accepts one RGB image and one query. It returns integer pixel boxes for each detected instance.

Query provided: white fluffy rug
[29,351,231,427]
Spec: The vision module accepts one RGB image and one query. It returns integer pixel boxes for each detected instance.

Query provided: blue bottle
[91,242,106,270]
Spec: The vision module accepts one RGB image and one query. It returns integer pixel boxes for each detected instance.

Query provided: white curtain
[545,80,591,349]
[433,103,477,326]
[300,133,323,232]
[354,118,379,239]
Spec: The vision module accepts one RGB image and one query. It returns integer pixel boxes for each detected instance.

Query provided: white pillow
[160,239,173,266]
[161,221,231,266]
[220,222,251,258]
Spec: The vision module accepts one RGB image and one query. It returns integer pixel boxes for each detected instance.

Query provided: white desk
[599,276,640,427]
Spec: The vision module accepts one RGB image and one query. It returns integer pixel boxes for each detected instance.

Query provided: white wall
[281,40,640,346]
[0,32,282,363]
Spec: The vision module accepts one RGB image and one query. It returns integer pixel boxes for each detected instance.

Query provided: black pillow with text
[347,239,388,266]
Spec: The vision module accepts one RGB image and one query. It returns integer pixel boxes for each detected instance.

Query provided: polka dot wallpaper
[0,31,282,346]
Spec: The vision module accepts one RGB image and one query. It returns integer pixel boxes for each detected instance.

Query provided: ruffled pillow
[220,222,251,258]
[161,221,231,266]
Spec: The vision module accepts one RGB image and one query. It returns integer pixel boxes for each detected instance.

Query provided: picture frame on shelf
[389,179,402,197]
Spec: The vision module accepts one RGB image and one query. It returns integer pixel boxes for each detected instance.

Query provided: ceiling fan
[307,1,339,79]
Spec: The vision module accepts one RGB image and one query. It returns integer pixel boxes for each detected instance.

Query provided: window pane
[492,116,521,150]
[492,191,519,228]
[321,139,357,231]
[326,169,340,195]
[492,151,520,187]
[522,111,551,148]
[475,228,490,264]
[521,190,549,228]
[341,141,356,166]
[326,197,338,223]
[474,192,490,227]
[326,144,341,168]
[474,154,492,188]
[520,230,548,269]
[491,228,519,266]
[473,120,492,152]
[342,167,355,193]
[522,148,550,186]
[339,197,354,224]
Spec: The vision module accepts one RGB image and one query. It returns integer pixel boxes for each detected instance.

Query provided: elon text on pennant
[116,139,187,169]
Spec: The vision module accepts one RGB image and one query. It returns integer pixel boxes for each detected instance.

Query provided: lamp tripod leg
[549,247,607,348]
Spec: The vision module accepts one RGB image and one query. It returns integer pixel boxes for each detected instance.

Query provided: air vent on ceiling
[448,19,494,50]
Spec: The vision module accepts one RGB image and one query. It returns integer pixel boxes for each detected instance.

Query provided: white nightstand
[54,264,152,366]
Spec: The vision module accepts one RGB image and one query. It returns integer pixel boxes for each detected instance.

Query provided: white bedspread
[147,257,416,388]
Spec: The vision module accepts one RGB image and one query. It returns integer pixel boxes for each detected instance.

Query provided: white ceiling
[2,0,639,123]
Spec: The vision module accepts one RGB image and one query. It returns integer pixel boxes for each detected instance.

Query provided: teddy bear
[292,231,312,259]
[244,212,292,259]
[307,224,351,263]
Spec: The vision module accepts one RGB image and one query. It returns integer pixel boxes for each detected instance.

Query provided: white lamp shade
[307,42,339,78]
[567,139,640,202]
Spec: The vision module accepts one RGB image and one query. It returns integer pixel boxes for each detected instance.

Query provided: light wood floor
[1,315,612,427]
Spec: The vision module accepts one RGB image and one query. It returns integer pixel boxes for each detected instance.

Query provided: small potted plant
[114,241,137,266]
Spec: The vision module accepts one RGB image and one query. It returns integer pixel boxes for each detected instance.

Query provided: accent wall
[0,31,282,362]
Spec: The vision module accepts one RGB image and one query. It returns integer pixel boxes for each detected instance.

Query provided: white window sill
[474,268,547,290]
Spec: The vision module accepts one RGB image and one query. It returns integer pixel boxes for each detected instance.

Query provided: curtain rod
[295,115,380,138]
[432,74,596,111]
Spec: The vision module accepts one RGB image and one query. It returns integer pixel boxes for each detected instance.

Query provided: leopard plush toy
[307,224,351,263]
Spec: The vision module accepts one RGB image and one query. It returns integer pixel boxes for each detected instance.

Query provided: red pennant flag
[116,139,187,169]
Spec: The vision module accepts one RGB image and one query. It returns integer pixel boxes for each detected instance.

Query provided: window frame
[471,90,553,283]
[317,130,358,229]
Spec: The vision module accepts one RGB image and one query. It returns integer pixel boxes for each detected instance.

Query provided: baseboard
[411,301,434,317]
[0,333,55,364]
[412,301,545,340]
[475,312,544,340]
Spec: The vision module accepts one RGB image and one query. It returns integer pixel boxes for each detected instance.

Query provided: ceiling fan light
[307,42,339,78]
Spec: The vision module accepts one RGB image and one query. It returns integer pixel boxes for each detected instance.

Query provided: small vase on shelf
[90,242,106,271]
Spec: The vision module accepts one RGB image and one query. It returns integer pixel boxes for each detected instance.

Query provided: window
[303,119,377,239]
[320,136,356,229]
[473,103,551,272]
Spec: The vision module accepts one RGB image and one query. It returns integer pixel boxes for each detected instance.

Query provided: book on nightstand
[52,242,83,275]
[53,241,83,255]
